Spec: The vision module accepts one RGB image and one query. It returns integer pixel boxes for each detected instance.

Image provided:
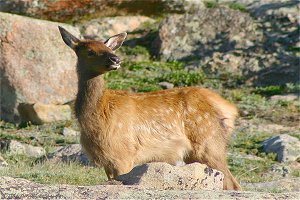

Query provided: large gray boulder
[262,134,300,162]
[116,162,224,190]
[154,3,299,86]
[0,12,79,123]
[154,7,257,61]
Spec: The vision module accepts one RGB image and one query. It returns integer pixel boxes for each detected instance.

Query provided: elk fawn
[58,26,241,190]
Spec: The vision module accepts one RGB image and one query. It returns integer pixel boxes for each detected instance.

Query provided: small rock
[116,162,224,190]
[270,94,299,101]
[18,103,72,125]
[271,165,290,177]
[47,144,90,165]
[262,134,300,162]
[62,127,79,137]
[159,82,174,89]
[0,140,45,158]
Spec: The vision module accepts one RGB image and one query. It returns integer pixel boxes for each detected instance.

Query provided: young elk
[58,26,241,190]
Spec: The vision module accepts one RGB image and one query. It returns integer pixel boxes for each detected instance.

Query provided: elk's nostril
[109,56,120,64]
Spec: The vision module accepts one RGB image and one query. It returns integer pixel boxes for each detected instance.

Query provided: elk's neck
[75,72,105,121]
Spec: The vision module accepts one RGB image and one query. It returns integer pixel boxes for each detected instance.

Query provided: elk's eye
[87,50,97,57]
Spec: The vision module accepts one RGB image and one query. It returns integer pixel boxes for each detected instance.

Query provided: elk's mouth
[108,56,121,70]
[108,64,121,70]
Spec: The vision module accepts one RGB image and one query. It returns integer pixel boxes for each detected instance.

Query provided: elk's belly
[130,120,192,165]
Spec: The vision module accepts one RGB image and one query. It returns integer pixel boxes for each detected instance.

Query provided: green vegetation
[288,46,300,52]
[203,0,218,8]
[105,61,205,92]
[203,0,248,12]
[0,120,79,152]
[254,84,300,96]
[225,87,300,125]
[292,170,300,177]
[0,154,106,185]
[227,2,247,12]
[228,154,276,183]
[228,131,278,183]
[230,131,273,157]
[120,45,150,57]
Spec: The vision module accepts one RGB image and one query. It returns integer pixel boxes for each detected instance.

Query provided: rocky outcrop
[46,144,89,165]
[155,7,258,61]
[0,176,300,199]
[249,63,300,87]
[0,140,45,157]
[0,0,204,22]
[153,6,264,80]
[154,2,299,86]
[262,134,300,162]
[235,0,300,22]
[80,16,154,40]
[117,162,224,190]
[0,12,79,123]
[18,103,72,125]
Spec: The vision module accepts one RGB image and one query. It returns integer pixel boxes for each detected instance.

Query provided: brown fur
[58,27,242,190]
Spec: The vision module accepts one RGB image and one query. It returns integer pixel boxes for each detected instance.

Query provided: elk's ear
[58,26,80,49]
[104,32,127,51]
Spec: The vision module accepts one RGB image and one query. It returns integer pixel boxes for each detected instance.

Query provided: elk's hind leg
[185,142,241,190]
[104,166,114,180]
[202,150,241,190]
[109,160,134,179]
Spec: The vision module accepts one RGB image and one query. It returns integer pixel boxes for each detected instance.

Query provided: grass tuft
[0,153,106,185]
[106,61,205,92]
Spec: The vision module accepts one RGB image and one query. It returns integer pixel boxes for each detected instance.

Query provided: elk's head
[58,26,127,77]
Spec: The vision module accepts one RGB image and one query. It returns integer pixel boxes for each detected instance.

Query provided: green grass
[0,120,79,153]
[292,169,300,177]
[224,87,300,125]
[0,153,106,185]
[288,46,300,52]
[228,155,276,183]
[228,131,277,183]
[0,120,106,186]
[203,0,218,8]
[254,84,300,96]
[230,131,274,158]
[105,61,205,92]
[120,45,150,57]
[227,2,247,12]
[203,1,248,12]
